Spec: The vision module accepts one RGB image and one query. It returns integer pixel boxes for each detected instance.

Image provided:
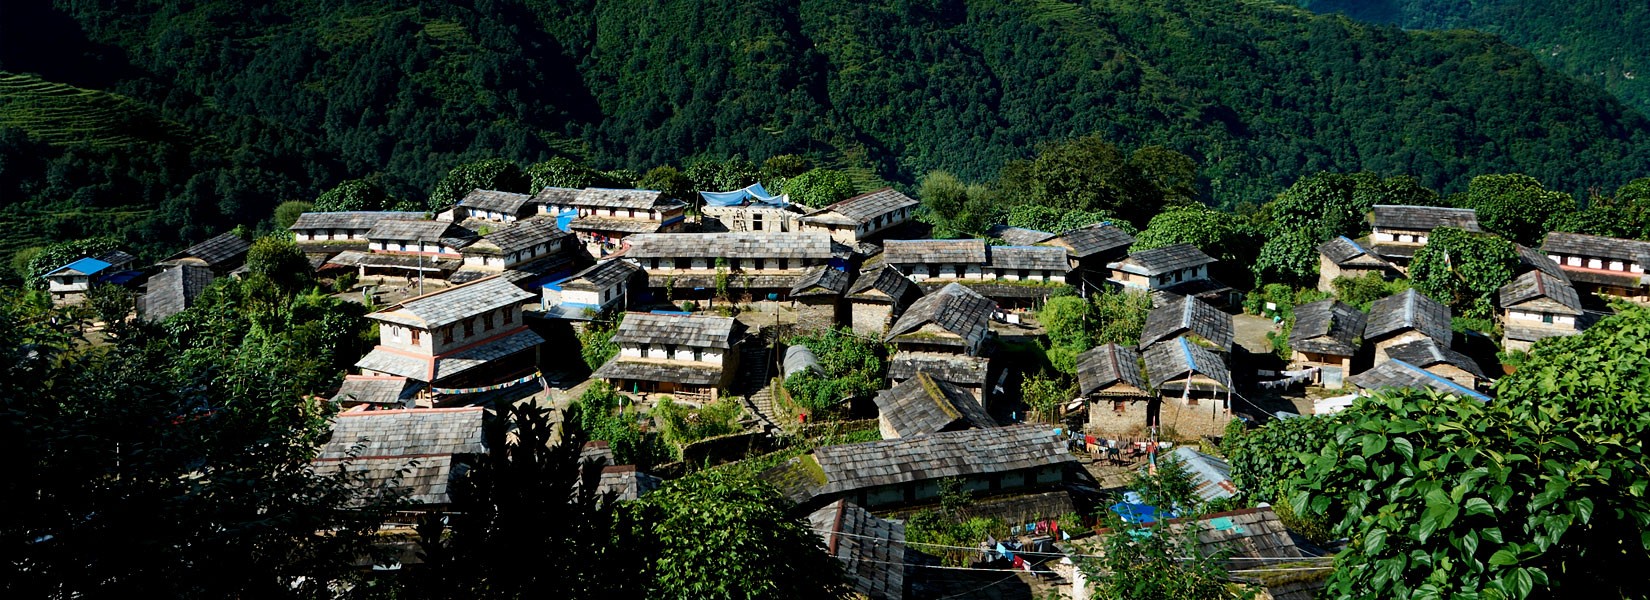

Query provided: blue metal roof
[1390,359,1491,402]
[43,257,112,278]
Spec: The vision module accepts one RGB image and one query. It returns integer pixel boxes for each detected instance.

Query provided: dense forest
[1296,0,1650,116]
[4,0,1650,263]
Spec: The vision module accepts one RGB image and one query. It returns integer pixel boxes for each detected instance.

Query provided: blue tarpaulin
[555,209,577,232]
[700,183,787,207]
[1110,502,1164,524]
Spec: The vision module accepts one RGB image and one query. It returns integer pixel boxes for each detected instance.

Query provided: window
[1543,313,1554,324]
[442,326,454,344]
[665,344,678,359]
[752,213,763,231]
[503,307,513,324]
[464,319,475,337]
[483,314,495,331]
[410,329,421,346]
[779,258,788,270]
[693,348,703,362]
[1113,400,1126,413]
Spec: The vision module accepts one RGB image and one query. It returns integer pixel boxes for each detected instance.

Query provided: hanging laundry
[997,542,1012,560]
[1012,556,1026,570]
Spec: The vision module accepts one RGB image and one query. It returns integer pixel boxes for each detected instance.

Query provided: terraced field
[0,71,187,148]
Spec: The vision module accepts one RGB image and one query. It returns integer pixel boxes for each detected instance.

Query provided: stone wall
[850,301,892,336]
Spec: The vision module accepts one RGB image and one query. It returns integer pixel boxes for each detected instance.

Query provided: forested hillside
[5,0,1650,259]
[1295,0,1650,117]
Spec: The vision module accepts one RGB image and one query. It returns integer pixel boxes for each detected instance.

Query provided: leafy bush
[571,382,666,467]
[577,313,624,371]
[1330,272,1412,310]
[1409,227,1519,319]
[651,395,744,457]
[782,328,886,413]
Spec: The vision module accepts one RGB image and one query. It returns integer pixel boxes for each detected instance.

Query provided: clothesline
[429,371,544,395]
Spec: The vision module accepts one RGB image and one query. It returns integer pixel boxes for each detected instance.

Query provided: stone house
[807,500,906,600]
[354,276,544,404]
[543,258,641,319]
[456,189,534,223]
[1363,289,1452,363]
[1497,270,1586,352]
[591,312,744,400]
[534,187,688,256]
[1287,299,1366,389]
[885,282,994,357]
[159,231,252,276]
[1144,337,1235,437]
[457,216,574,274]
[883,240,1072,284]
[1540,232,1650,303]
[987,224,1057,246]
[845,264,920,336]
[886,352,991,405]
[1106,244,1234,307]
[330,375,423,409]
[355,219,478,281]
[137,264,215,322]
[311,407,486,509]
[625,232,836,301]
[1383,338,1487,389]
[42,257,115,301]
[1316,236,1398,292]
[789,265,852,332]
[872,372,996,439]
[764,424,1076,512]
[800,188,919,245]
[1138,295,1234,354]
[290,211,426,255]
[1075,343,1155,435]
[700,184,811,234]
[1368,205,1481,269]
[1348,359,1491,402]
[1044,222,1135,291]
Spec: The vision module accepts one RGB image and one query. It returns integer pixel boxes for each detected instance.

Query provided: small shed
[1075,343,1154,434]
[783,345,823,379]
[871,372,996,439]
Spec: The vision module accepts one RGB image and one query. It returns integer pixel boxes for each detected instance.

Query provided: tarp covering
[782,345,822,379]
[556,209,577,232]
[701,183,788,207]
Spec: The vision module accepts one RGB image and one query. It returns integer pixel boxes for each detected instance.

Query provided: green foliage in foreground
[1289,305,1650,599]
[572,382,667,468]
[1080,513,1256,600]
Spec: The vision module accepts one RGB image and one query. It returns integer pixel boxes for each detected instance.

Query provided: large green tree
[781,168,857,207]
[1267,172,1440,242]
[1463,174,1577,246]
[312,176,407,212]
[1408,227,1519,319]
[430,159,531,208]
[919,171,1003,238]
[1003,136,1196,226]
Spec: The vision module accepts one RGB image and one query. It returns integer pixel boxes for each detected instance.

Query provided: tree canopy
[1408,227,1519,319]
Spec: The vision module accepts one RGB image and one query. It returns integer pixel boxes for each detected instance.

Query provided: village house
[454,216,575,276]
[1144,337,1234,437]
[1382,338,1488,388]
[42,255,124,302]
[1043,222,1136,291]
[789,265,852,332]
[1138,295,1234,353]
[159,231,251,276]
[1363,289,1452,363]
[1347,359,1491,402]
[987,224,1057,246]
[1498,270,1586,352]
[1368,205,1481,268]
[354,276,544,405]
[330,374,423,409]
[799,188,920,245]
[534,187,687,255]
[883,240,1072,285]
[807,500,906,600]
[1316,236,1398,292]
[624,232,836,301]
[885,282,994,357]
[872,372,996,439]
[845,264,921,336]
[289,211,426,253]
[764,424,1077,512]
[1540,231,1650,303]
[591,312,744,400]
[886,352,991,405]
[542,258,641,319]
[340,219,479,282]
[137,263,215,322]
[311,407,486,508]
[456,189,535,223]
[1074,343,1155,435]
[1106,243,1235,307]
[699,183,810,233]
[1515,244,1571,283]
[1287,299,1366,389]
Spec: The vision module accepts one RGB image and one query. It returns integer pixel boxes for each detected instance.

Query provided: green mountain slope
[3,0,1649,240]
[1295,0,1650,118]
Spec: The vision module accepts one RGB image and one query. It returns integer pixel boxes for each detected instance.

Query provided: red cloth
[1084,435,1097,445]
[1012,556,1025,570]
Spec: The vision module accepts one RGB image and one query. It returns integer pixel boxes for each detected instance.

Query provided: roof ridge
[1389,359,1484,399]
[1179,337,1198,373]
[1107,343,1122,384]
[1180,297,1195,329]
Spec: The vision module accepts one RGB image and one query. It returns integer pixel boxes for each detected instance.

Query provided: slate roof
[624,232,834,260]
[887,352,990,388]
[367,276,535,329]
[44,257,111,278]
[1288,300,1366,357]
[591,359,726,386]
[312,407,486,506]
[332,375,420,406]
[1371,205,1481,232]
[1348,359,1491,402]
[557,259,639,292]
[94,250,136,268]
[885,283,994,345]
[873,373,996,438]
[1052,223,1135,258]
[1108,244,1215,276]
[573,188,680,210]
[473,216,569,255]
[1384,338,1487,379]
[140,264,215,322]
[1498,270,1583,314]
[1364,289,1451,343]
[612,312,741,349]
[1076,343,1151,397]
[432,329,546,380]
[1144,338,1231,389]
[987,246,1071,272]
[291,211,426,231]
[366,219,477,246]
[459,189,533,214]
[593,465,663,502]
[530,186,583,206]
[569,216,669,235]
[166,232,251,267]
[790,265,851,297]
[1541,231,1650,265]
[1317,236,1393,269]
[847,264,916,303]
[1514,244,1570,284]
[808,188,918,225]
[1169,446,1239,502]
[1139,295,1234,351]
[355,348,431,380]
[883,239,988,265]
[766,424,1074,505]
[987,224,1056,246]
[808,500,906,600]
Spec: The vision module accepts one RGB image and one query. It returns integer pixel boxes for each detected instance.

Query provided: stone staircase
[733,329,785,437]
